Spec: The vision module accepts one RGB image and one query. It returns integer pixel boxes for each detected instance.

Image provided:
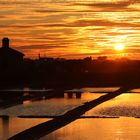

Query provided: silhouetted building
[0,37,24,67]
[97,56,107,61]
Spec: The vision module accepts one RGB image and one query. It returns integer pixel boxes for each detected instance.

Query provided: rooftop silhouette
[0,37,24,67]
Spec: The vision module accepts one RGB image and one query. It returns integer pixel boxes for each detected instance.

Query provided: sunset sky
[1,0,140,59]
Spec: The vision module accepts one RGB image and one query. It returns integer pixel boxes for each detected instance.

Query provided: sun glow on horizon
[114,44,125,51]
[1,1,140,59]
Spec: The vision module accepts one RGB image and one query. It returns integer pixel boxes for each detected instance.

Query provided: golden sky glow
[114,44,125,51]
[1,0,140,59]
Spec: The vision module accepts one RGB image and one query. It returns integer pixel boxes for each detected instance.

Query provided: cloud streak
[0,0,140,59]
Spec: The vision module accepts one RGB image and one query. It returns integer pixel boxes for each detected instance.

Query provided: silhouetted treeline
[0,56,140,88]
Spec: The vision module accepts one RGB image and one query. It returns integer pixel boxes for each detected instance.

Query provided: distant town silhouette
[0,37,140,88]
[0,38,140,140]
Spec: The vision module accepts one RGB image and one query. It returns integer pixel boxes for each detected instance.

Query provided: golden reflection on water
[74,92,106,101]
[0,92,105,116]
[40,118,140,140]
[130,89,140,93]
[23,100,32,105]
[85,93,140,117]
[106,93,140,106]
[1,92,140,139]
[23,92,105,108]
[0,92,105,139]
[0,117,50,140]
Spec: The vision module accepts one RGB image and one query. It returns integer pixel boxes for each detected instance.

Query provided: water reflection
[40,118,140,140]
[0,92,105,116]
[0,117,49,140]
[130,88,140,93]
[84,93,140,117]
[66,87,119,93]
[0,87,120,139]
[0,87,117,110]
[66,92,82,99]
[2,116,9,140]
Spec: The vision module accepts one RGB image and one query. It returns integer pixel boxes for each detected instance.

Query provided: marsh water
[0,87,140,140]
[40,118,140,140]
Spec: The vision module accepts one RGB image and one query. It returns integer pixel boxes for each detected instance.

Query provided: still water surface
[0,87,140,140]
[0,92,105,116]
[0,117,49,140]
[40,118,140,140]
[85,93,140,117]
[40,93,140,140]
[0,88,107,139]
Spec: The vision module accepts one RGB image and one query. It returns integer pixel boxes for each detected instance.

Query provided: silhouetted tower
[2,37,9,48]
